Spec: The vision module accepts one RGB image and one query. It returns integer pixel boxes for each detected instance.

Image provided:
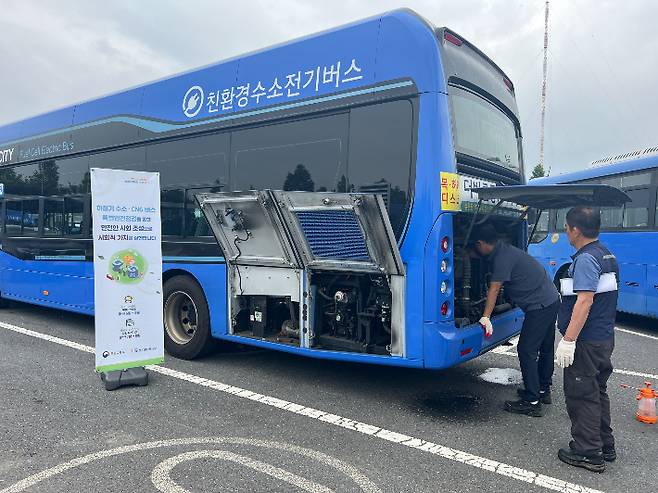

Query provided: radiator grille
[296,210,371,261]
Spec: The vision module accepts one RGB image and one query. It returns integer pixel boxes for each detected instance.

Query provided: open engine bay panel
[196,190,406,357]
[453,183,633,328]
[452,213,524,328]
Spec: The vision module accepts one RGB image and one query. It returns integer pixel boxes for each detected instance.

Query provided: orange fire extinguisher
[622,381,658,424]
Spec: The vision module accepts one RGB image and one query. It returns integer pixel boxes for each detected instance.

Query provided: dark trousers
[564,339,615,454]
[517,300,560,402]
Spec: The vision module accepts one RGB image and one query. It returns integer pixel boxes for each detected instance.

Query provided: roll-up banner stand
[91,168,164,389]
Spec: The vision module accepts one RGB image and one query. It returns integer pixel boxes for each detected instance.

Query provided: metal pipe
[527,209,543,248]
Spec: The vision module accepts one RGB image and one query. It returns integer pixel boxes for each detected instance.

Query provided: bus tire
[163,275,216,360]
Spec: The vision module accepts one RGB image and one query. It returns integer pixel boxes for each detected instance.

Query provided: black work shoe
[558,447,605,473]
[517,388,552,404]
[569,441,616,462]
[504,399,542,417]
[602,445,617,462]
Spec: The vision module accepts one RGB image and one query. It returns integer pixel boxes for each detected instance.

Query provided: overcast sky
[1,0,656,178]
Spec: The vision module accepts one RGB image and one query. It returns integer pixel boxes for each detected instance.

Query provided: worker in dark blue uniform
[473,223,560,417]
[555,206,618,473]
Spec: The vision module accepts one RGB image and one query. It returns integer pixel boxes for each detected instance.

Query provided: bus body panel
[0,250,230,328]
[214,332,425,368]
[376,12,446,95]
[398,91,448,362]
[0,251,93,312]
[647,265,658,317]
[422,308,523,369]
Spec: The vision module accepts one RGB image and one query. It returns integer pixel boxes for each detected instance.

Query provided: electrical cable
[233,229,250,296]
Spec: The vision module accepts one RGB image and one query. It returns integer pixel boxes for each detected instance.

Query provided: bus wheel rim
[164,290,199,345]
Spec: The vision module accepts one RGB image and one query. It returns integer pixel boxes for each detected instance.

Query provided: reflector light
[444,32,463,46]
[441,237,450,253]
[441,301,449,316]
[460,347,472,356]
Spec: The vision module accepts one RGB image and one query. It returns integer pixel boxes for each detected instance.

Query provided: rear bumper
[423,307,524,369]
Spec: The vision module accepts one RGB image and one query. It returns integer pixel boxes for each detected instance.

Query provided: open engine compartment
[311,271,393,354]
[230,271,395,355]
[452,213,524,327]
[196,190,405,357]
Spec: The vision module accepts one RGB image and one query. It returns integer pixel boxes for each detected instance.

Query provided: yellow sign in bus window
[440,172,460,211]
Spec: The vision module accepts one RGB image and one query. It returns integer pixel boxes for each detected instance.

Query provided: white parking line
[615,327,658,341]
[490,336,519,355]
[0,320,603,493]
[484,336,658,380]
[612,368,658,380]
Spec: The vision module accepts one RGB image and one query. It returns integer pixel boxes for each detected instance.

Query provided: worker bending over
[473,223,560,417]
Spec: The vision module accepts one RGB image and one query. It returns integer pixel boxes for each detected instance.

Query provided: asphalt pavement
[0,302,656,493]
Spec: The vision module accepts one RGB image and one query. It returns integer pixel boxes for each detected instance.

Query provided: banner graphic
[91,168,164,373]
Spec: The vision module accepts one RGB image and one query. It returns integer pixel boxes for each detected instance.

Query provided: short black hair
[566,206,600,239]
[472,223,499,245]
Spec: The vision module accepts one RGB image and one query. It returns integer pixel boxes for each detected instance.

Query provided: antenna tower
[539,1,550,169]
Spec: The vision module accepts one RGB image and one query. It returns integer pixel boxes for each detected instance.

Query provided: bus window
[22,199,40,236]
[601,207,623,229]
[54,156,90,194]
[5,200,22,236]
[348,100,414,237]
[449,86,520,173]
[622,172,651,188]
[64,197,85,236]
[528,210,548,243]
[44,199,65,236]
[4,164,40,196]
[184,188,211,237]
[161,189,185,236]
[622,188,651,228]
[232,113,348,194]
[556,208,569,231]
[147,134,229,188]
[600,175,622,188]
[89,147,146,171]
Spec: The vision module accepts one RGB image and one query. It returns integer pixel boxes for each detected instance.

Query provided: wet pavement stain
[413,392,482,420]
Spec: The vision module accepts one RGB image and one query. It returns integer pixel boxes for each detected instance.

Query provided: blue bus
[0,9,527,368]
[529,147,658,318]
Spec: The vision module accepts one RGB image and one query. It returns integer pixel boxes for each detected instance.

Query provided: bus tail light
[440,259,448,273]
[441,237,450,253]
[503,76,514,93]
[440,281,448,294]
[441,301,449,316]
[444,32,463,46]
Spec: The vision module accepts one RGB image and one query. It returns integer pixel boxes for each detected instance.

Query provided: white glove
[555,338,576,368]
[479,316,493,338]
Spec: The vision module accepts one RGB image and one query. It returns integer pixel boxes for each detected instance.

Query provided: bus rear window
[449,86,520,173]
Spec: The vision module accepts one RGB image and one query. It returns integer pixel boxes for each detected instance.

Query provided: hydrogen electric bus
[0,9,528,368]
[529,147,658,318]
